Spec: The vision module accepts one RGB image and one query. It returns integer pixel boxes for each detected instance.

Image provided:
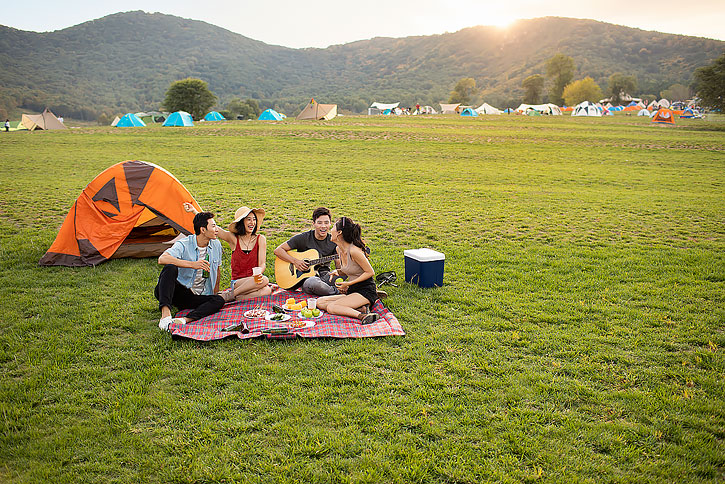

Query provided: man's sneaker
[159,316,173,331]
[376,289,388,300]
[361,312,379,325]
[219,288,235,303]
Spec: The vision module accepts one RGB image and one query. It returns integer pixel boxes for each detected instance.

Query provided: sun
[485,14,517,28]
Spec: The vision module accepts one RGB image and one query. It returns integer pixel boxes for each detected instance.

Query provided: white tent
[658,99,671,108]
[637,109,652,117]
[111,116,121,127]
[370,102,400,111]
[475,102,503,115]
[421,105,437,114]
[439,103,461,114]
[515,103,562,115]
[647,100,659,110]
[572,101,602,117]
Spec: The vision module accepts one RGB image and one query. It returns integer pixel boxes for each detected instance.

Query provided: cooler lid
[404,248,445,262]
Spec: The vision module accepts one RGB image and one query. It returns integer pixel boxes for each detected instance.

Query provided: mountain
[0,11,722,119]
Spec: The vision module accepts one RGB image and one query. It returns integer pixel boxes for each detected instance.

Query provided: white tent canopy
[638,109,652,117]
[658,99,671,108]
[515,103,562,115]
[439,103,461,114]
[421,105,437,114]
[370,102,400,111]
[475,102,503,115]
[572,101,602,117]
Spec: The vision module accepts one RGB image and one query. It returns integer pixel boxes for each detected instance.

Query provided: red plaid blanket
[170,290,405,341]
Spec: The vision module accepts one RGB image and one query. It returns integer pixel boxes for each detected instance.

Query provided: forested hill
[1,11,722,119]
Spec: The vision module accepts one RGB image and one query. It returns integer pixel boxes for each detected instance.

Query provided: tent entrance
[111,213,182,259]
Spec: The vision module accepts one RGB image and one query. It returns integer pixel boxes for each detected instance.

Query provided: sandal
[361,312,379,325]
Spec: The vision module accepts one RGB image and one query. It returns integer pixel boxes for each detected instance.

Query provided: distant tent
[460,108,478,117]
[475,102,502,115]
[370,102,400,111]
[515,103,562,115]
[623,105,641,112]
[21,108,67,131]
[163,111,194,127]
[503,108,514,114]
[297,98,337,120]
[258,109,284,121]
[111,116,121,127]
[651,108,675,125]
[680,108,697,118]
[381,109,392,115]
[421,105,437,114]
[638,109,652,117]
[134,112,154,124]
[626,101,637,107]
[439,103,461,114]
[572,101,602,117]
[39,160,202,267]
[647,100,659,111]
[526,109,542,116]
[204,111,225,121]
[116,113,146,127]
[658,99,671,109]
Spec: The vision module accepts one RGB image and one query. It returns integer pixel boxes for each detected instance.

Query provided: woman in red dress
[223,206,272,301]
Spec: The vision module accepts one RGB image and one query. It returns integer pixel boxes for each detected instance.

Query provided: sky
[2,0,724,48]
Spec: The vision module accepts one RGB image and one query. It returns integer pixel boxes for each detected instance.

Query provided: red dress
[231,235,259,280]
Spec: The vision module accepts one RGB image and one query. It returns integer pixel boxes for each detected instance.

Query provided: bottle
[202,251,210,279]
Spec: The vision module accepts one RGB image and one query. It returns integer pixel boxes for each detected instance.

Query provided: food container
[404,248,445,288]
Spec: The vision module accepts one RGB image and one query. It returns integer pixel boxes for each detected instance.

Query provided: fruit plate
[265,313,291,322]
[244,309,269,319]
[298,310,324,319]
[286,320,316,330]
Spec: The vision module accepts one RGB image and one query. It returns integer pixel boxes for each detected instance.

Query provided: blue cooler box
[404,248,445,288]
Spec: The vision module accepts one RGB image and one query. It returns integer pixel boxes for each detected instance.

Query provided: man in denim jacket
[155,211,225,331]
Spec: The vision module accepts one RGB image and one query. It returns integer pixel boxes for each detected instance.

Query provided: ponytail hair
[335,217,368,256]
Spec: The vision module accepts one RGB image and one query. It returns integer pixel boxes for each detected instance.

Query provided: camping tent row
[368,102,438,115]
[40,160,201,267]
[515,104,563,115]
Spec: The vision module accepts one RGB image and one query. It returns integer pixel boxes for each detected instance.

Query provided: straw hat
[228,206,265,234]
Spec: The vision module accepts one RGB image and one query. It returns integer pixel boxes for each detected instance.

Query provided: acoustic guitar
[274,249,339,290]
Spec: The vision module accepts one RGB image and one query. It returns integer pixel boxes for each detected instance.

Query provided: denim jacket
[164,234,223,295]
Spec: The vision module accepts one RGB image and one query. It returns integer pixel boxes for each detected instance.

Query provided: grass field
[1,114,723,483]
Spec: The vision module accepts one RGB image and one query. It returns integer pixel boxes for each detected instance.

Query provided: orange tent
[651,108,676,125]
[40,160,202,267]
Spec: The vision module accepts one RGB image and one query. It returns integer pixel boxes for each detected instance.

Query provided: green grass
[1,114,723,483]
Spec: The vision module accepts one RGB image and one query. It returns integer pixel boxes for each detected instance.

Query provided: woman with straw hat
[184,203,271,302]
[221,206,272,301]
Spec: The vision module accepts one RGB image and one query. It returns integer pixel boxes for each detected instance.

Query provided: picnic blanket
[170,290,405,342]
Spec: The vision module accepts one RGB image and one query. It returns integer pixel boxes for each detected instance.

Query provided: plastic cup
[308,298,317,310]
[253,267,263,283]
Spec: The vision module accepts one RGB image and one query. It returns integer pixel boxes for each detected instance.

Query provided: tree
[562,77,603,106]
[522,75,544,104]
[693,52,725,111]
[448,78,477,104]
[226,98,261,120]
[660,83,691,101]
[546,53,575,105]
[607,73,637,105]
[162,78,217,120]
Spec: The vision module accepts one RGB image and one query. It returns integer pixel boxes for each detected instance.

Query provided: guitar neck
[307,254,339,265]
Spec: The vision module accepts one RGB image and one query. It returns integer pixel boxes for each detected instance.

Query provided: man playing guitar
[273,207,339,295]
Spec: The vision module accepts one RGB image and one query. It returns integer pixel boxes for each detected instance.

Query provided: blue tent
[163,111,194,127]
[503,108,514,114]
[460,108,478,117]
[258,109,284,121]
[116,113,146,127]
[680,108,696,119]
[627,101,637,107]
[204,111,225,121]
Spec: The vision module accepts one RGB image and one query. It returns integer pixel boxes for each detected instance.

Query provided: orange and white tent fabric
[39,160,201,267]
[21,108,67,131]
[651,108,676,125]
[296,98,337,120]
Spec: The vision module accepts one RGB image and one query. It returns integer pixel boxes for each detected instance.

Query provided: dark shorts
[348,277,378,306]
